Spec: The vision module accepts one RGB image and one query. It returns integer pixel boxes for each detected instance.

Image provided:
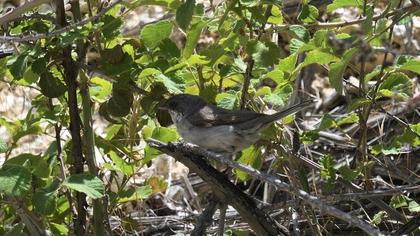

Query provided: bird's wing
[186,105,266,127]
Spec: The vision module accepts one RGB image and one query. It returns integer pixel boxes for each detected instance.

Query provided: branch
[0,0,51,25]
[147,140,289,236]
[274,4,420,30]
[0,0,122,43]
[147,139,384,236]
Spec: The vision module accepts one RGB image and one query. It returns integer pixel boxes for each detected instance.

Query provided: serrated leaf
[117,186,153,203]
[90,76,112,102]
[338,166,359,181]
[0,138,7,153]
[39,71,67,98]
[277,53,298,74]
[101,15,123,39]
[0,164,32,197]
[109,152,134,176]
[361,5,373,35]
[319,114,336,130]
[8,53,28,79]
[400,58,420,74]
[239,0,259,7]
[151,127,179,142]
[336,113,359,126]
[140,20,173,49]
[183,20,206,58]
[328,47,358,94]
[371,211,387,225]
[176,0,195,30]
[49,222,69,235]
[268,5,283,25]
[303,49,338,67]
[298,4,319,23]
[247,40,280,67]
[378,72,412,99]
[33,190,56,215]
[63,174,104,199]
[234,146,262,181]
[288,25,309,42]
[327,0,362,12]
[216,92,237,109]
[348,98,371,111]
[408,199,420,213]
[4,153,50,178]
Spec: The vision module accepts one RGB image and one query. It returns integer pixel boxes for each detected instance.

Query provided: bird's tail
[268,99,313,122]
[241,99,313,131]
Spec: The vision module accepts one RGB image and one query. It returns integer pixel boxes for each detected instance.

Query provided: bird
[158,94,313,154]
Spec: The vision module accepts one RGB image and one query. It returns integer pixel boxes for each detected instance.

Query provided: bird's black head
[159,94,206,115]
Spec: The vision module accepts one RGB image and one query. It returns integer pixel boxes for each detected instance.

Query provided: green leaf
[378,72,412,99]
[319,154,336,180]
[0,164,32,197]
[278,53,298,74]
[263,84,293,106]
[361,5,373,35]
[399,58,420,74]
[33,190,56,215]
[39,71,67,98]
[298,4,319,23]
[183,20,206,58]
[328,47,358,94]
[140,20,173,49]
[101,15,123,39]
[391,195,409,209]
[6,153,51,178]
[63,174,104,199]
[8,53,28,79]
[151,127,179,142]
[267,5,283,25]
[336,113,359,126]
[302,49,338,67]
[0,137,7,153]
[246,40,280,67]
[159,38,181,58]
[117,186,152,203]
[348,98,371,111]
[408,199,420,213]
[109,151,134,176]
[338,166,359,181]
[239,0,259,7]
[90,76,112,103]
[319,114,336,130]
[234,146,262,181]
[49,222,69,235]
[176,0,195,30]
[327,0,362,12]
[371,211,387,225]
[216,92,238,109]
[288,25,309,42]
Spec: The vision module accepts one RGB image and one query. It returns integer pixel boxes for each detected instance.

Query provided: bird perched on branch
[159,94,312,154]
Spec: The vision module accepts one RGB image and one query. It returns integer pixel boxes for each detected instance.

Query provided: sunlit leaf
[63,174,104,199]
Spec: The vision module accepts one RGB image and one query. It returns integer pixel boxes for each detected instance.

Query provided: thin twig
[0,0,122,42]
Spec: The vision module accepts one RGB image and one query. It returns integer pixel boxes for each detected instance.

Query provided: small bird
[159,94,312,154]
